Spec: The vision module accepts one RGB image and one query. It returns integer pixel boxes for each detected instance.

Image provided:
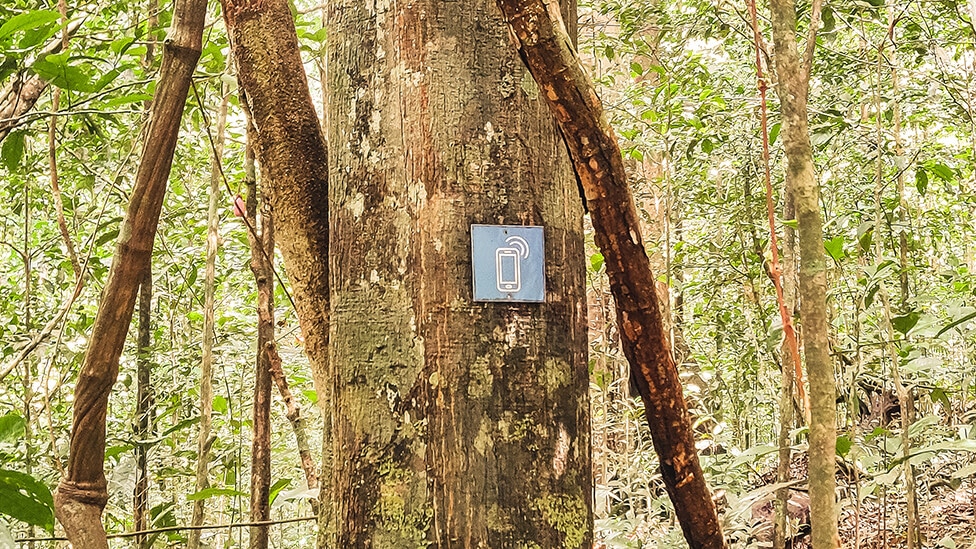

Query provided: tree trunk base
[54,481,109,549]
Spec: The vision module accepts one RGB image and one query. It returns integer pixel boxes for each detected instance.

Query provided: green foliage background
[0,0,975,545]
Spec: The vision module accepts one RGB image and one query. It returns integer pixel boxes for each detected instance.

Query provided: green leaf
[268,478,292,506]
[2,131,25,171]
[0,10,60,42]
[32,54,95,93]
[856,221,874,253]
[836,434,853,457]
[95,228,119,248]
[824,236,845,261]
[894,438,976,466]
[769,122,781,145]
[950,461,976,480]
[907,414,939,438]
[106,444,133,461]
[821,6,836,33]
[0,413,26,444]
[939,535,958,549]
[589,253,604,273]
[701,137,714,154]
[213,395,228,414]
[891,311,921,334]
[0,469,54,532]
[18,22,59,50]
[915,168,928,195]
[927,162,954,181]
[629,62,643,77]
[186,487,246,501]
[935,309,976,338]
[93,67,122,92]
[930,387,951,411]
[110,36,136,55]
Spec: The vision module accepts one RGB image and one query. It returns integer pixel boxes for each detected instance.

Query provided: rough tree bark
[219,0,331,424]
[218,0,332,535]
[494,1,725,548]
[51,0,207,544]
[326,0,591,545]
[766,0,840,546]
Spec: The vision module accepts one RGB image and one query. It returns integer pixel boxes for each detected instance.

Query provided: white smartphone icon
[496,248,521,293]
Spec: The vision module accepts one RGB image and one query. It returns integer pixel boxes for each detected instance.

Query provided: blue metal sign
[471,224,545,303]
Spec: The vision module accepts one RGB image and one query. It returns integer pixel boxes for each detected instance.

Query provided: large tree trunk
[767,0,840,547]
[325,0,591,546]
[52,0,207,545]
[494,1,725,548]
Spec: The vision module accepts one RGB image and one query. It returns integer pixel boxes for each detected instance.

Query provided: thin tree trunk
[888,12,920,543]
[875,18,919,545]
[133,0,159,539]
[266,343,319,513]
[217,5,332,533]
[495,1,724,547]
[133,268,154,549]
[775,191,798,549]
[188,80,228,549]
[245,139,274,549]
[766,0,839,547]
[46,0,80,281]
[52,0,207,544]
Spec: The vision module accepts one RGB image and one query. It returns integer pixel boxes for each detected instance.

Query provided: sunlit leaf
[0,469,54,533]
[268,478,292,507]
[0,10,60,42]
[589,253,604,273]
[824,236,845,261]
[1,131,24,171]
[0,413,26,444]
[213,395,228,414]
[891,311,921,334]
